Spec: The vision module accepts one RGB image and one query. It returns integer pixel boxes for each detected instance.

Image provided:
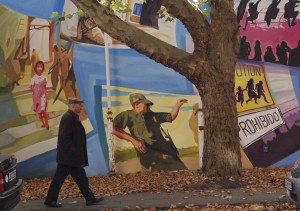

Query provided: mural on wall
[0,0,200,178]
[62,1,199,173]
[102,87,199,174]
[1,0,300,179]
[234,0,300,167]
[235,62,274,112]
[236,0,300,67]
[60,0,200,174]
[235,61,300,167]
[0,2,98,178]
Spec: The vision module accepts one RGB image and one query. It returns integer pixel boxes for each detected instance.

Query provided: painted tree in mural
[70,0,241,176]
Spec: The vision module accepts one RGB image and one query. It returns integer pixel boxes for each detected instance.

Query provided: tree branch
[160,0,209,57]
[71,0,198,76]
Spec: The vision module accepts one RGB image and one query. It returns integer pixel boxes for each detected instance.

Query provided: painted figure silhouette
[238,36,251,60]
[264,0,281,27]
[288,40,300,67]
[236,86,246,107]
[253,40,262,61]
[264,46,277,63]
[237,0,250,25]
[284,0,300,27]
[276,41,291,65]
[140,0,162,29]
[243,0,262,30]
[255,81,269,103]
[245,78,258,104]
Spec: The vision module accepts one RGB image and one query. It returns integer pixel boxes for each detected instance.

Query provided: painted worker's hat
[129,93,153,105]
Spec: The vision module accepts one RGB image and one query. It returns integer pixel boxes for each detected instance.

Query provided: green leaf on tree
[50,12,59,19]
[202,8,209,20]
[77,9,85,17]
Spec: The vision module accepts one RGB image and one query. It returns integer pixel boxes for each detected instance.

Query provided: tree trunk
[194,0,242,176]
[196,77,242,176]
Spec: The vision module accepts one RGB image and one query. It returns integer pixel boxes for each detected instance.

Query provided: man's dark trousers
[46,164,95,202]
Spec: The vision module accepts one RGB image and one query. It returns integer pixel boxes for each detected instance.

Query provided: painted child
[236,86,246,107]
[30,61,49,129]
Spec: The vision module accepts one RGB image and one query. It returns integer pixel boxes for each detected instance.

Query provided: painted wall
[0,0,299,178]
[234,0,300,168]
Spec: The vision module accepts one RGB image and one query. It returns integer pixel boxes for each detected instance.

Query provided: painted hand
[177,99,188,106]
[131,139,147,153]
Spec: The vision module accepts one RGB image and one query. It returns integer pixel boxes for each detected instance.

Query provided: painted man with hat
[113,93,188,172]
[45,97,103,207]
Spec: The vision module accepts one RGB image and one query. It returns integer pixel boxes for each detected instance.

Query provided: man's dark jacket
[56,109,88,167]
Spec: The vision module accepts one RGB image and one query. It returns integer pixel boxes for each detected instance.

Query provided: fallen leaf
[224,195,232,200]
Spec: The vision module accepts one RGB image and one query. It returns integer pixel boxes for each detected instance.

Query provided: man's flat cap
[68,97,84,104]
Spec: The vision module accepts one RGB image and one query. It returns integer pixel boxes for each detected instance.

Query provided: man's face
[73,103,83,114]
[135,102,147,113]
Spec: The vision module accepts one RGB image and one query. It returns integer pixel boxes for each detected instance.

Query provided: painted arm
[276,0,281,6]
[113,126,147,153]
[30,77,35,91]
[170,99,188,121]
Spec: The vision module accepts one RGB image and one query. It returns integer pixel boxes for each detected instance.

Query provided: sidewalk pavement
[12,188,290,211]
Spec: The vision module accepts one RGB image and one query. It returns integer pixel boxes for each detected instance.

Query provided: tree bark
[71,0,242,176]
[196,77,242,176]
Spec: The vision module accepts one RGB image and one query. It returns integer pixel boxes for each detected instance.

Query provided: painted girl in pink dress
[30,61,49,129]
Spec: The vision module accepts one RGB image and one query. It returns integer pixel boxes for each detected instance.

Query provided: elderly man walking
[44,97,103,207]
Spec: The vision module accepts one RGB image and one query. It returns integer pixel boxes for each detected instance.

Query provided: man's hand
[131,138,147,153]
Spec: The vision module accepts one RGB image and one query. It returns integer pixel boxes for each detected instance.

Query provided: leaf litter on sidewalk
[21,167,297,210]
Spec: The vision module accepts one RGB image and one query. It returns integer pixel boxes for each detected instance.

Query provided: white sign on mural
[239,107,285,148]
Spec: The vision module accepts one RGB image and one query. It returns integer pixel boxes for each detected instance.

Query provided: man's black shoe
[86,197,104,206]
[44,200,62,208]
